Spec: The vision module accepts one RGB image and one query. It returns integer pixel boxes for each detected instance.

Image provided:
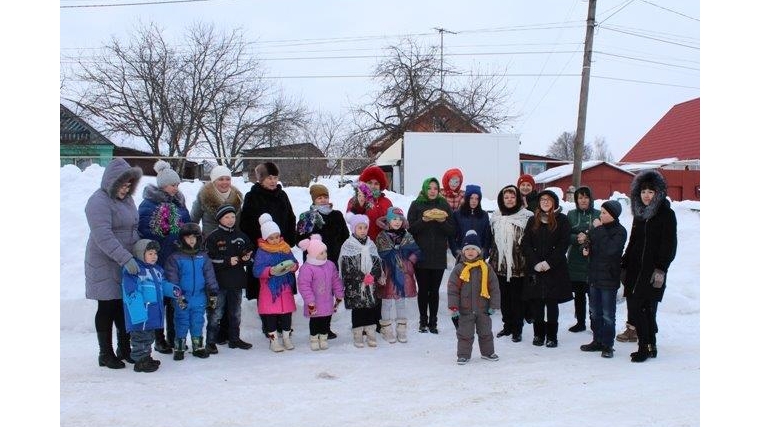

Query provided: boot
[97,331,125,369]
[281,330,295,350]
[379,320,396,343]
[601,345,614,358]
[115,331,135,364]
[228,338,253,350]
[134,356,159,373]
[318,334,329,350]
[191,336,209,358]
[154,329,173,354]
[428,316,439,334]
[352,327,365,348]
[545,321,559,348]
[496,326,512,338]
[419,315,428,333]
[580,341,604,352]
[568,322,586,333]
[630,343,653,362]
[173,338,186,361]
[396,319,408,343]
[616,323,638,342]
[268,332,285,352]
[532,321,545,346]
[206,343,218,354]
[309,335,320,351]
[364,325,377,347]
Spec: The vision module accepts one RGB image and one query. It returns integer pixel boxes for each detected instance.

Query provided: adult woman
[566,186,601,333]
[489,185,533,342]
[517,174,539,213]
[450,184,492,260]
[521,190,572,348]
[85,157,142,369]
[441,168,465,211]
[621,169,677,362]
[346,165,392,241]
[137,160,191,354]
[190,165,244,238]
[407,177,455,334]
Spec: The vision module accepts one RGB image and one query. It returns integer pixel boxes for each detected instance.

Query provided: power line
[599,25,699,49]
[595,51,700,70]
[61,0,214,9]
[638,0,700,22]
[597,0,635,25]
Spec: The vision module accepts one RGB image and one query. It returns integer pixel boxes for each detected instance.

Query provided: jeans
[206,288,243,344]
[130,329,155,361]
[589,285,617,347]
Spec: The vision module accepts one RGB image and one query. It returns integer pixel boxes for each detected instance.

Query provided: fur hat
[517,173,536,189]
[345,212,370,234]
[359,165,388,191]
[601,200,622,220]
[462,230,482,254]
[215,204,236,222]
[132,239,161,261]
[210,165,232,182]
[298,234,328,258]
[154,160,181,188]
[309,184,329,203]
[179,222,202,238]
[386,206,405,222]
[259,213,281,239]
[254,162,280,182]
[537,189,560,209]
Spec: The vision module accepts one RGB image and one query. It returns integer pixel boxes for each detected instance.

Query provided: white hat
[259,213,281,239]
[210,165,232,182]
[154,160,181,188]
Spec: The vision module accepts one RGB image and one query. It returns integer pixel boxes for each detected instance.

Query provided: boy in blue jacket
[121,239,187,372]
[165,223,220,361]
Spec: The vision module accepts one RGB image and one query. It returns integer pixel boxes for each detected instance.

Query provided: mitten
[307,303,317,316]
[333,298,342,313]
[449,307,459,318]
[177,295,188,310]
[539,261,551,271]
[124,258,139,275]
[207,295,218,310]
[363,273,374,285]
[650,269,665,288]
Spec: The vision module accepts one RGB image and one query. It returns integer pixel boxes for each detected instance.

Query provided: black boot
[134,356,159,373]
[191,336,209,358]
[173,338,186,361]
[568,322,586,332]
[115,331,135,364]
[630,344,653,362]
[496,325,512,338]
[154,329,173,354]
[97,331,125,369]
[428,316,438,334]
[532,322,545,346]
[545,321,558,347]
[419,315,428,333]
[580,341,604,352]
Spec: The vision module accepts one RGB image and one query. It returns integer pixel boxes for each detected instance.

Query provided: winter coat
[566,188,601,282]
[521,213,573,302]
[296,205,350,264]
[488,207,533,279]
[345,193,392,241]
[375,220,421,299]
[451,206,493,258]
[621,170,678,302]
[84,158,143,301]
[190,181,244,238]
[252,244,299,314]
[407,197,456,269]
[338,236,383,309]
[137,184,191,266]
[587,220,627,290]
[447,256,500,315]
[164,246,219,311]
[204,224,252,290]
[297,260,344,317]
[522,190,539,213]
[121,260,181,332]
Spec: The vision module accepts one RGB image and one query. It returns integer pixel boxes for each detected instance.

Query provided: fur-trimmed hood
[197,181,243,214]
[101,158,142,199]
[631,169,668,221]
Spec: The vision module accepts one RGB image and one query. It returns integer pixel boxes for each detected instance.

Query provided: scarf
[297,205,327,235]
[257,238,292,254]
[460,259,490,299]
[491,208,532,279]
[257,238,295,302]
[375,230,420,297]
[339,235,380,277]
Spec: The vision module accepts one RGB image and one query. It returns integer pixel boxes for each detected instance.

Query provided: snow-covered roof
[618,157,679,172]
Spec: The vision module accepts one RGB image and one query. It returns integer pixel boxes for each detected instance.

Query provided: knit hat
[601,200,623,220]
[132,239,161,260]
[462,230,482,254]
[464,184,482,203]
[259,213,281,239]
[345,212,370,234]
[154,160,181,188]
[386,206,405,222]
[210,165,232,182]
[309,184,329,203]
[517,173,535,189]
[298,234,328,258]
[215,204,236,222]
[358,165,388,190]
[255,162,280,182]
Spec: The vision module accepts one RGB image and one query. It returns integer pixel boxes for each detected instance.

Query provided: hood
[101,158,143,199]
[630,169,668,220]
[496,185,522,215]
[441,168,463,195]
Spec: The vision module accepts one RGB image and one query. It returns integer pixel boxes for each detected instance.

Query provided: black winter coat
[204,225,252,290]
[521,213,572,302]
[450,207,492,257]
[407,197,456,270]
[587,221,627,290]
[296,208,349,265]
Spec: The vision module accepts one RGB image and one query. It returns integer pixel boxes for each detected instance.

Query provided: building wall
[538,165,635,200]
[659,169,700,201]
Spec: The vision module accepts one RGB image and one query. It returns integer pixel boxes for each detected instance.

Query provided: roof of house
[60,104,114,146]
[243,142,325,157]
[620,98,700,162]
[534,160,634,184]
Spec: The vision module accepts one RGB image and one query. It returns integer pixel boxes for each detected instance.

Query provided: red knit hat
[517,174,535,188]
[359,166,387,190]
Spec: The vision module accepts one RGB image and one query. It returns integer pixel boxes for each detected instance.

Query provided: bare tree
[547,131,592,161]
[301,111,371,178]
[592,136,614,162]
[450,64,515,130]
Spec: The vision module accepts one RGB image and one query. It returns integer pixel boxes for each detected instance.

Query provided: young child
[338,212,383,348]
[252,213,300,352]
[121,239,187,372]
[297,234,344,351]
[447,230,501,365]
[375,206,421,343]
[204,204,253,354]
[580,200,628,359]
[164,223,219,361]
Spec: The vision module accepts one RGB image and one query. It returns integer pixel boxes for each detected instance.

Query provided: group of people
[84,158,676,371]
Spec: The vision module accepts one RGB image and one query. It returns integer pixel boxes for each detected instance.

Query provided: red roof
[620,98,700,162]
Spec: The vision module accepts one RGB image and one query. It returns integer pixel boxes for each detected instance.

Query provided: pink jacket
[297,261,344,317]
[256,264,299,315]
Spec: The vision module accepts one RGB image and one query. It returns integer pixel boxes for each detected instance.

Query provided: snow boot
[364,325,377,347]
[352,327,365,348]
[134,356,159,373]
[281,330,295,350]
[206,343,218,354]
[191,336,209,358]
[115,331,135,364]
[97,331,125,369]
[630,343,654,363]
[154,329,173,354]
[173,338,186,361]
[380,320,396,343]
[309,335,320,351]
[568,322,586,333]
[580,341,604,352]
[616,323,638,342]
[396,319,408,343]
[228,338,253,350]
[318,334,329,350]
[268,332,285,352]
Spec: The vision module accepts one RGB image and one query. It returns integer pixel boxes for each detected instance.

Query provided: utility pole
[572,0,597,188]
[433,27,456,96]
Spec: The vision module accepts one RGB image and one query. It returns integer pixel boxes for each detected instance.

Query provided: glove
[650,269,665,288]
[449,307,459,318]
[333,298,342,313]
[177,295,188,310]
[534,261,550,272]
[487,308,495,316]
[307,303,317,316]
[124,258,139,275]
[207,295,218,310]
[363,273,374,285]
[620,268,627,284]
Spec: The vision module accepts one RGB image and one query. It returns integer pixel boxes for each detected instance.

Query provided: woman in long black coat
[521,190,572,348]
[621,169,677,362]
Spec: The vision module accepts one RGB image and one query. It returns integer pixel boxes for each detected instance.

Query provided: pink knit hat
[298,234,327,258]
[345,212,370,234]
